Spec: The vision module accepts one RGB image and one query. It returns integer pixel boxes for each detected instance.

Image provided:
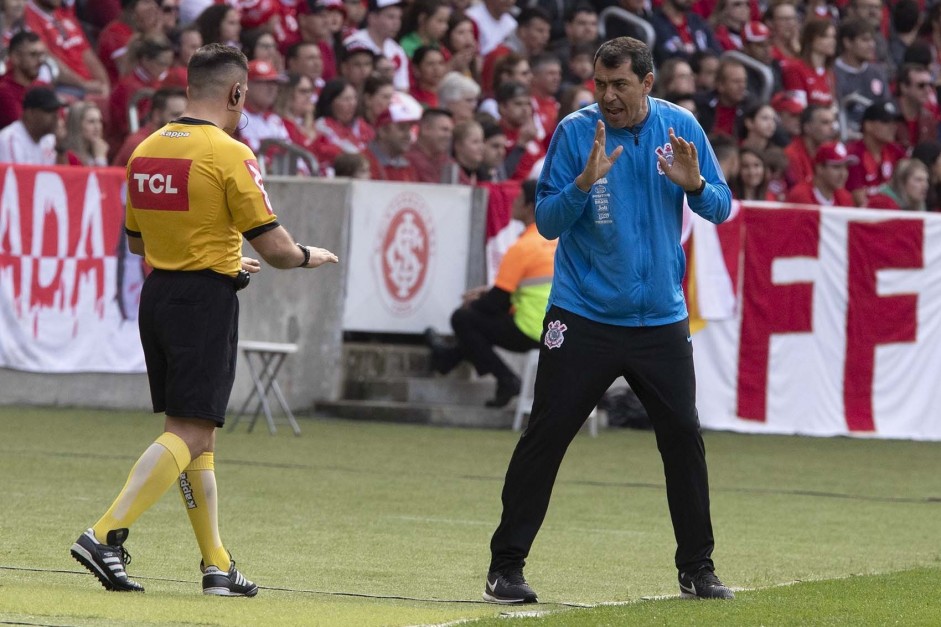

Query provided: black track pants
[488,306,716,575]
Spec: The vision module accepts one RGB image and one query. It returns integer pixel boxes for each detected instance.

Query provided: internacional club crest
[544,320,567,349]
[373,192,435,316]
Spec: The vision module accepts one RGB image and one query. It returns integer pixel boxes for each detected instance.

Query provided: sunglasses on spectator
[912,81,933,89]
[162,5,179,13]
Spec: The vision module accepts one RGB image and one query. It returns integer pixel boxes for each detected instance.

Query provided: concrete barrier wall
[0,178,487,413]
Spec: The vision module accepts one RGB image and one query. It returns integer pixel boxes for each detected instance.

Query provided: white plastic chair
[512,349,598,436]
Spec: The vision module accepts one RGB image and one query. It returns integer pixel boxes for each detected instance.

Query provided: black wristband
[296,243,310,267]
[686,176,706,196]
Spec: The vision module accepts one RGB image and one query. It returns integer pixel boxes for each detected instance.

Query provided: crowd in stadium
[2,0,941,211]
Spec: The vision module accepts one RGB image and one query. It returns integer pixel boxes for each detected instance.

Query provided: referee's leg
[623,319,715,574]
[489,308,621,574]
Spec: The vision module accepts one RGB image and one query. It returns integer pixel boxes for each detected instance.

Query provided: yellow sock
[179,453,231,571]
[92,432,191,542]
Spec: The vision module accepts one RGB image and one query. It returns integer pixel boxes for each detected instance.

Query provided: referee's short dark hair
[187,43,248,96]
[594,37,653,80]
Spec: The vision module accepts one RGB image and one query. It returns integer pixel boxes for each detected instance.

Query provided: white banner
[0,165,146,373]
[692,203,941,441]
[342,181,473,333]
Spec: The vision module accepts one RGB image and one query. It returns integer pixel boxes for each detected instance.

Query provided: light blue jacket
[536,98,731,327]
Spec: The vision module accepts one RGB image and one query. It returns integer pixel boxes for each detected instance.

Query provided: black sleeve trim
[125,227,142,238]
[243,220,280,240]
[470,287,512,315]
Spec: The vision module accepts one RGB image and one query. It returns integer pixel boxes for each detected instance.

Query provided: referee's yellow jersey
[125,118,279,276]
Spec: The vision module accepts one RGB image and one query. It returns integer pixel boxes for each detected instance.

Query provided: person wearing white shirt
[466,0,517,57]
[342,0,410,91]
[239,59,291,152]
[0,86,64,165]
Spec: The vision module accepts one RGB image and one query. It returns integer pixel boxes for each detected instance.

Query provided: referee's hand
[305,247,339,268]
[241,257,262,273]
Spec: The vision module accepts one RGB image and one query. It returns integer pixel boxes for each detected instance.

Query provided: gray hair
[437,71,481,105]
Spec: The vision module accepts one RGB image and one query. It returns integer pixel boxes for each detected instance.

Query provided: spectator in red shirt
[112,85,186,166]
[314,77,372,164]
[158,0,180,38]
[107,36,173,151]
[695,57,752,137]
[297,0,338,81]
[286,42,325,96]
[497,81,544,181]
[730,147,777,201]
[780,19,837,108]
[738,101,777,153]
[406,107,455,182]
[0,31,46,129]
[60,101,110,166]
[764,0,800,61]
[785,141,858,207]
[162,24,201,88]
[846,101,907,206]
[481,7,550,96]
[896,64,941,152]
[360,75,393,129]
[770,92,803,144]
[713,0,751,51]
[24,0,110,96]
[97,0,162,85]
[866,158,930,211]
[410,45,447,108]
[529,53,561,143]
[785,104,837,186]
[274,72,320,155]
[365,91,423,181]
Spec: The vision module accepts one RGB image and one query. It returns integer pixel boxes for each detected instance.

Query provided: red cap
[320,0,347,16]
[296,0,325,16]
[375,91,423,126]
[815,142,860,166]
[248,60,286,82]
[770,92,802,116]
[743,21,770,43]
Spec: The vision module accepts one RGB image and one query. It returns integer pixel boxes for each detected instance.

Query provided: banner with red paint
[0,165,146,373]
[693,202,941,441]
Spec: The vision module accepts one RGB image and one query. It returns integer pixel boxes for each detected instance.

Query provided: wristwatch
[686,176,706,196]
[296,243,310,267]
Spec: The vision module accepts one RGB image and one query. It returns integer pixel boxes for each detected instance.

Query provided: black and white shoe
[70,528,144,592]
[483,569,538,604]
[201,559,258,597]
[679,567,734,600]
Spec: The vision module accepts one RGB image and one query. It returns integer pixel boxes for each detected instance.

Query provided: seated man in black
[425,180,557,407]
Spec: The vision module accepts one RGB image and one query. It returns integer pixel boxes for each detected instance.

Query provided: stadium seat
[512,348,599,436]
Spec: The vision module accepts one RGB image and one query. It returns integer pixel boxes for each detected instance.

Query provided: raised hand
[658,127,702,192]
[575,120,624,192]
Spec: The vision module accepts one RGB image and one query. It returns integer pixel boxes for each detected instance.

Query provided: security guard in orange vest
[426,179,557,407]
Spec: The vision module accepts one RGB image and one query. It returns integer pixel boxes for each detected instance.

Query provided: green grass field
[1,406,940,626]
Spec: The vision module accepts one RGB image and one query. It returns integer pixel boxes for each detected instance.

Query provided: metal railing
[598,7,656,49]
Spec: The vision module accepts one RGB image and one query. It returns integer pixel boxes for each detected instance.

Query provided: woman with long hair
[241,29,282,70]
[61,102,109,167]
[779,18,837,107]
[361,75,396,128]
[314,78,372,165]
[443,119,484,184]
[275,72,318,152]
[195,4,241,48]
[867,158,930,211]
[399,0,451,58]
[738,102,777,152]
[730,147,775,200]
[443,11,479,81]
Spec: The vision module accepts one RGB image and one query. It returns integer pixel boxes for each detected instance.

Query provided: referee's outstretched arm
[248,226,338,269]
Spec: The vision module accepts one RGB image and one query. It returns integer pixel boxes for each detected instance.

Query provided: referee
[483,37,735,604]
[70,43,338,596]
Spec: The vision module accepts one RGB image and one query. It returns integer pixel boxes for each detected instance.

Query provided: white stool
[230,341,301,436]
[512,348,599,437]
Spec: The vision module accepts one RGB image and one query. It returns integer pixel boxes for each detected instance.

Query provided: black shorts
[138,270,240,426]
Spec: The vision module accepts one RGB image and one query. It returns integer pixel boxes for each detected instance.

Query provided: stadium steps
[313,341,517,429]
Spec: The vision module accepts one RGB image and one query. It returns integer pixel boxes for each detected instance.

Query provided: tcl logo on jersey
[128,157,191,211]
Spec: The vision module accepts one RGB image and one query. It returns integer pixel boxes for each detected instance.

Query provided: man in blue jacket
[483,36,735,604]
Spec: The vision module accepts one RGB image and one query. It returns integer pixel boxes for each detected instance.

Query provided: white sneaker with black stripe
[201,559,258,597]
[70,528,144,592]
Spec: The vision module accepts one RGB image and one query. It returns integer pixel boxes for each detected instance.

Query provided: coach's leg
[489,309,620,574]
[624,320,714,574]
